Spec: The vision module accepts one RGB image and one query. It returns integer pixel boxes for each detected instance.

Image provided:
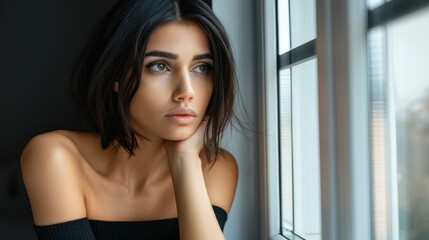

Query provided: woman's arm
[165,120,238,240]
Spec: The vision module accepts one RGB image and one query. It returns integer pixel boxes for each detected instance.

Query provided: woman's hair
[71,0,236,162]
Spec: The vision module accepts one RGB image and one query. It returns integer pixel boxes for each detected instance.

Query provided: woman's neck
[106,137,170,194]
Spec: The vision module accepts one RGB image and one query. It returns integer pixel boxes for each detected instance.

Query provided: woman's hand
[164,117,208,174]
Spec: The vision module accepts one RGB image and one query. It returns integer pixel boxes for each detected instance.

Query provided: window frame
[261,0,371,239]
[260,0,320,239]
[259,0,282,238]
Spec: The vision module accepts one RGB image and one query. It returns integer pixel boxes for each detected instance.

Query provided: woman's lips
[165,108,197,125]
[165,114,196,124]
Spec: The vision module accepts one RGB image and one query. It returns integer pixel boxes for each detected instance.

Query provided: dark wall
[0,1,213,238]
[0,1,115,238]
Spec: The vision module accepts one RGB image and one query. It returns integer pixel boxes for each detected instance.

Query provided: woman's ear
[113,82,119,92]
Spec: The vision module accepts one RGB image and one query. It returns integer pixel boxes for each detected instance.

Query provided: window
[277,0,321,239]
[261,0,429,239]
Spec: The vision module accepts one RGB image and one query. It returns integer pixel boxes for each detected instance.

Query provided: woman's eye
[193,64,212,74]
[147,62,168,72]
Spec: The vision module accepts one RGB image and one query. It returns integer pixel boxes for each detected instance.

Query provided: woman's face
[128,22,213,141]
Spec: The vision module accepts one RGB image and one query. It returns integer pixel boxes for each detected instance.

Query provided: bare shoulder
[203,149,239,213]
[21,130,82,161]
[20,130,87,226]
[206,149,238,179]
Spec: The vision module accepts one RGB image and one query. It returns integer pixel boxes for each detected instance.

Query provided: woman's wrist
[167,153,202,178]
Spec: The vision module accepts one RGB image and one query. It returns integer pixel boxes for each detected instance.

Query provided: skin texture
[21,22,238,240]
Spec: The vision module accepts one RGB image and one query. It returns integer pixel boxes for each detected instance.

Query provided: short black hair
[71,0,236,162]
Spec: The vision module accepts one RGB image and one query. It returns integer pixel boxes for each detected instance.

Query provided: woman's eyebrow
[144,51,212,61]
[192,53,212,60]
[145,50,178,59]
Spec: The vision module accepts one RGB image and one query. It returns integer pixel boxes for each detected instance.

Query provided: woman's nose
[172,70,194,102]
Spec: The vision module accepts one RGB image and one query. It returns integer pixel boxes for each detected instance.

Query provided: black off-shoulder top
[34,205,227,240]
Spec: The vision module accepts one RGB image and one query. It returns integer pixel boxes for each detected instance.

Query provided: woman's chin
[163,132,194,141]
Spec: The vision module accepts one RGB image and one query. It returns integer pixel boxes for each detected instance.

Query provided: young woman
[20,0,238,239]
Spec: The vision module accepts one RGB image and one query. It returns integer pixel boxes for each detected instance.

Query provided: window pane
[279,68,293,230]
[368,26,392,240]
[369,5,429,240]
[291,59,321,240]
[368,0,385,10]
[279,59,321,240]
[389,7,429,240]
[277,0,316,54]
[290,0,316,49]
[278,0,290,54]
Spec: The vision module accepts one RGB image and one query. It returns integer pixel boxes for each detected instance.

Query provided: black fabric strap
[213,205,228,230]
